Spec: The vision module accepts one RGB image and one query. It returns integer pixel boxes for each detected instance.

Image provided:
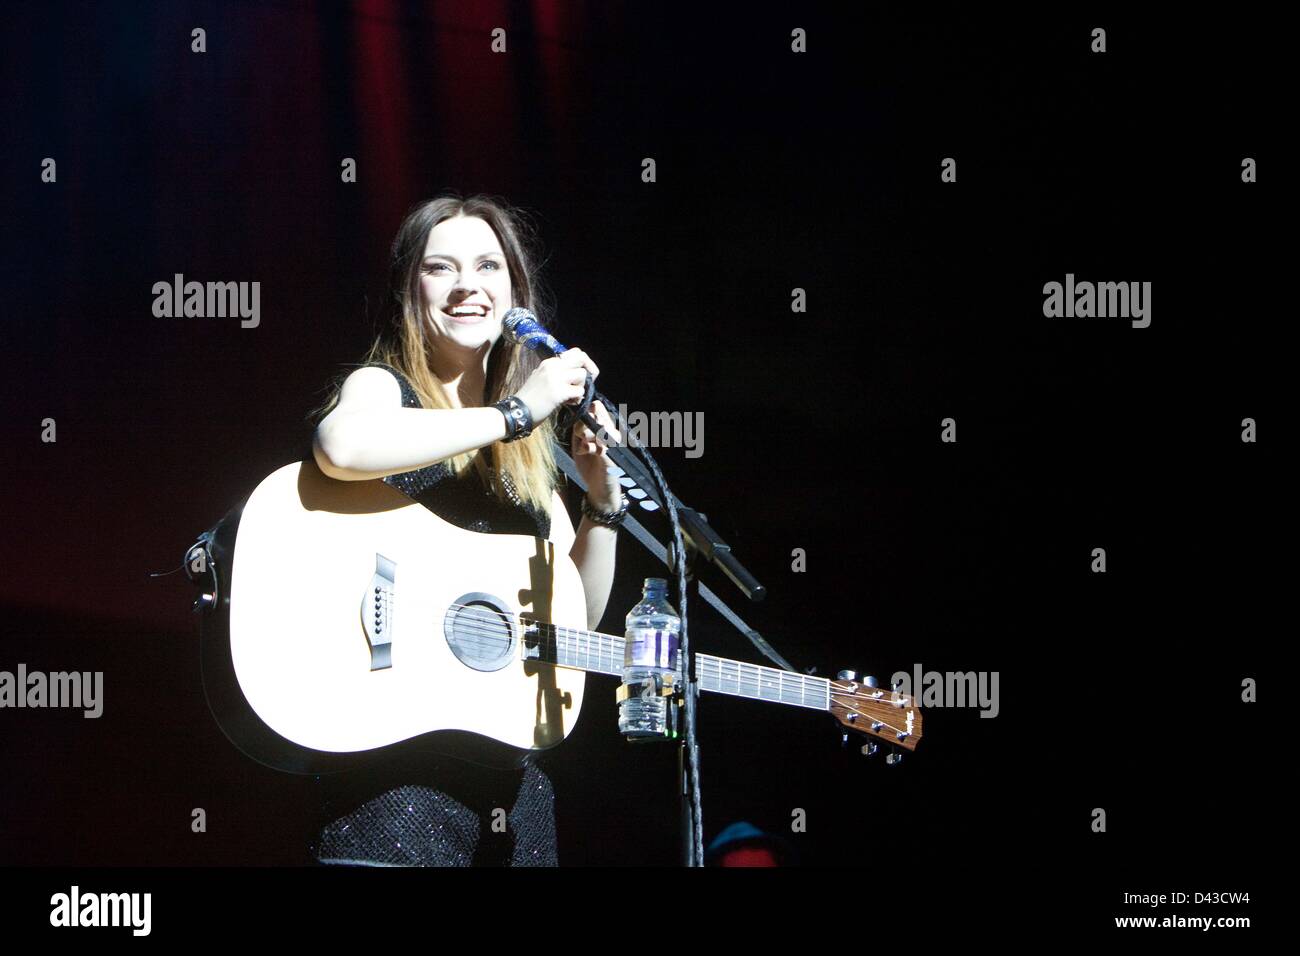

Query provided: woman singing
[306,193,625,866]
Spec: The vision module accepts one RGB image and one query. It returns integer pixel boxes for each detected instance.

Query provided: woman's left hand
[572,400,623,512]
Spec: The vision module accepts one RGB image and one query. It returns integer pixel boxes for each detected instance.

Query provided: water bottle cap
[643,577,668,592]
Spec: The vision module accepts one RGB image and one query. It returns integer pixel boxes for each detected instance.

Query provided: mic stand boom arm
[576,396,765,603]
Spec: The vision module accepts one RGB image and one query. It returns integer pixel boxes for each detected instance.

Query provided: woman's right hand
[516,348,599,422]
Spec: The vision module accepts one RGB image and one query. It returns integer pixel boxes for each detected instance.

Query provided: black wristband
[581,492,630,528]
[492,395,534,442]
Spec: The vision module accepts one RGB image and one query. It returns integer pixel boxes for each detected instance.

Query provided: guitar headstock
[828,672,923,753]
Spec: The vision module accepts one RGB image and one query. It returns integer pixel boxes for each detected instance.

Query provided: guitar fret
[695,655,829,710]
[517,618,830,706]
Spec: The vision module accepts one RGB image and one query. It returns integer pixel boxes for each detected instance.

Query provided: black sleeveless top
[309,363,560,866]
[374,362,551,540]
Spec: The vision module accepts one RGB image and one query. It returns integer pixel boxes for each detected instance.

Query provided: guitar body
[197,460,588,774]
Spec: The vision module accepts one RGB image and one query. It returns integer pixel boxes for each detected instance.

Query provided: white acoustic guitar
[192,460,922,773]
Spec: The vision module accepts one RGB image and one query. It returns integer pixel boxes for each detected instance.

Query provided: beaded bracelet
[581,492,630,528]
[491,395,534,442]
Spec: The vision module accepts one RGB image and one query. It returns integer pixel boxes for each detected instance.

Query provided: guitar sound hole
[443,592,515,672]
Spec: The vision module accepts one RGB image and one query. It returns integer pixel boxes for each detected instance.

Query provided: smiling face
[419,214,513,354]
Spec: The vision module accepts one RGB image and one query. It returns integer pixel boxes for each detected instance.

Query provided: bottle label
[625,627,678,669]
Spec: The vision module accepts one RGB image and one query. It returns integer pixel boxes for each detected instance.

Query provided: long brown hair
[320,193,558,511]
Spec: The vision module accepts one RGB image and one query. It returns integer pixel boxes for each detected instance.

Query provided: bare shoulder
[332,365,403,413]
[313,366,406,476]
[314,366,400,434]
[316,366,403,444]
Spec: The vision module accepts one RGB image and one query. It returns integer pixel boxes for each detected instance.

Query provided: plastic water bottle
[618,577,681,740]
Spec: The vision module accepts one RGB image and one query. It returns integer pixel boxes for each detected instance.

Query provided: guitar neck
[525,622,831,712]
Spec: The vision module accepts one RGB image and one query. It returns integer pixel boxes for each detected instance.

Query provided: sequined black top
[372,362,552,540]
[309,362,559,866]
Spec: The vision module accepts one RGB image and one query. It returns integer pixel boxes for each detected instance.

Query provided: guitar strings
[360,607,913,736]
[415,598,867,691]
[379,600,909,724]
[424,599,829,686]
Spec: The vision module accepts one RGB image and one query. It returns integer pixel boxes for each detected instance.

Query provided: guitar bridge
[361,554,396,670]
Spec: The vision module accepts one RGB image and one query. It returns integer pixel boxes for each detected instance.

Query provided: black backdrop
[0,0,1278,929]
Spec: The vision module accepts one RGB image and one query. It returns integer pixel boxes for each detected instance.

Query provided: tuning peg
[886,750,904,767]
[861,741,878,757]
[841,731,850,748]
[863,675,878,688]
[836,669,857,682]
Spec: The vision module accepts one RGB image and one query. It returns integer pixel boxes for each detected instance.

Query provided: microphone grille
[501,307,536,342]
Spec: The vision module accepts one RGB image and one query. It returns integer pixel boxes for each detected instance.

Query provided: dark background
[0,0,1278,915]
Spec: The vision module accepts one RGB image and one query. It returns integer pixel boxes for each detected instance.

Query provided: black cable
[568,386,703,865]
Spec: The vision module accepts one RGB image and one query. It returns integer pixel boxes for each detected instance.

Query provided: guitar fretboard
[523,622,831,712]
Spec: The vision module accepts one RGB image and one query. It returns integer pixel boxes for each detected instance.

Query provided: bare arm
[317,362,617,625]
[315,351,598,481]
[313,367,510,481]
[570,515,618,631]
[549,488,618,630]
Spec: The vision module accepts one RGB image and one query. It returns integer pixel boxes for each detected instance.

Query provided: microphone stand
[558,390,768,867]
[504,312,782,866]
